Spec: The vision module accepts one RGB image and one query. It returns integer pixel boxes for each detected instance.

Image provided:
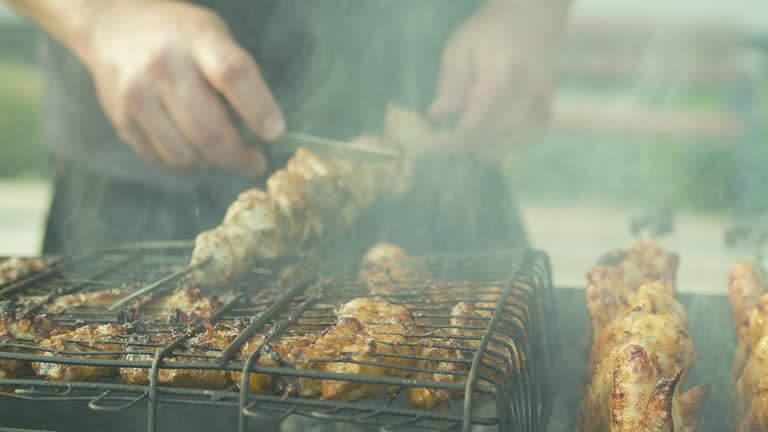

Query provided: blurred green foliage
[0,60,46,178]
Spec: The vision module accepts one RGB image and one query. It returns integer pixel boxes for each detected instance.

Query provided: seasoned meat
[189,105,425,289]
[47,288,132,312]
[120,321,245,389]
[727,261,768,431]
[237,298,419,401]
[407,334,472,411]
[234,332,319,395]
[586,281,691,379]
[32,323,124,382]
[141,287,222,320]
[358,242,429,295]
[0,313,53,379]
[587,241,679,339]
[303,316,417,401]
[729,261,766,384]
[577,241,707,432]
[0,258,46,285]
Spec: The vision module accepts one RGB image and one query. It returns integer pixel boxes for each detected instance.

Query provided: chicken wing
[0,312,53,379]
[0,258,46,285]
[141,287,223,320]
[120,321,245,389]
[237,298,418,401]
[47,288,132,312]
[407,333,472,411]
[32,323,124,382]
[578,241,707,432]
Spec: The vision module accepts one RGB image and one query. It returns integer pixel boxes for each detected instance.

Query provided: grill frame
[0,243,556,432]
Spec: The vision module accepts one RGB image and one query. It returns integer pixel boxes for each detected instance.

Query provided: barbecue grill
[0,242,556,432]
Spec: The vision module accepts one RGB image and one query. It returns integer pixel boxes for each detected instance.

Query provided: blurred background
[0,1,767,292]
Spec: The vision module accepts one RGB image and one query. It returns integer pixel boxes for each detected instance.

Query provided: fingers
[131,92,203,170]
[458,57,510,132]
[156,60,267,176]
[119,120,165,167]
[194,32,285,143]
[429,39,472,120]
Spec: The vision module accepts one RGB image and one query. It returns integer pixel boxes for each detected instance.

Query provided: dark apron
[40,0,528,256]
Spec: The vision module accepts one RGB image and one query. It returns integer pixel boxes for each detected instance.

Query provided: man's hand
[8,0,284,176]
[429,0,568,161]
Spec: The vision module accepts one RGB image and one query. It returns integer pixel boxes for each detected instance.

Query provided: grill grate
[0,242,556,432]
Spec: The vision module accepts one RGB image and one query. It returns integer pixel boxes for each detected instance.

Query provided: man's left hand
[429,0,564,161]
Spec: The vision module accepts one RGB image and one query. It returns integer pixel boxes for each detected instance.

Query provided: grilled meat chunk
[577,241,707,432]
[32,323,124,382]
[0,258,46,285]
[189,105,426,289]
[234,332,319,395]
[303,316,417,401]
[727,261,768,431]
[47,288,131,312]
[141,287,222,320]
[407,334,472,410]
[358,242,430,296]
[120,321,245,389]
[0,313,53,379]
[237,298,418,401]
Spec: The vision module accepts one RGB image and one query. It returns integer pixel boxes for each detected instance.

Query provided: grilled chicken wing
[729,260,767,384]
[47,288,131,312]
[32,323,124,382]
[0,258,46,285]
[141,287,223,320]
[234,332,319,395]
[578,241,707,432]
[727,260,768,431]
[237,298,418,401]
[407,333,472,410]
[0,313,53,379]
[189,105,426,289]
[120,321,245,389]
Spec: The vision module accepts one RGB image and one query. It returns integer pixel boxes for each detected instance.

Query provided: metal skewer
[107,259,209,311]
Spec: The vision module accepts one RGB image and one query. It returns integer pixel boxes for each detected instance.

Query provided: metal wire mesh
[0,242,556,432]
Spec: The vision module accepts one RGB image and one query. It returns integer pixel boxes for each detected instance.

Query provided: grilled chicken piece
[0,257,46,285]
[0,313,53,380]
[142,287,223,320]
[358,242,430,296]
[407,334,472,410]
[727,261,768,430]
[729,261,767,383]
[577,344,707,432]
[304,316,417,401]
[238,298,418,401]
[234,332,319,395]
[189,105,425,289]
[587,281,692,379]
[588,242,679,337]
[578,241,707,432]
[32,323,124,382]
[120,321,245,389]
[47,288,132,312]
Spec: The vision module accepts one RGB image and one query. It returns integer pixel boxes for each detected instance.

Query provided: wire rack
[0,242,556,432]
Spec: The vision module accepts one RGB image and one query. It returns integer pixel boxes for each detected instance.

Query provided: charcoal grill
[0,242,556,432]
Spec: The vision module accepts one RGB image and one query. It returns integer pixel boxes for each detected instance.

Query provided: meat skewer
[189,105,431,289]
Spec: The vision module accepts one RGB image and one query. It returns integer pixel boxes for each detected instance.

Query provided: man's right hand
[10,0,285,176]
